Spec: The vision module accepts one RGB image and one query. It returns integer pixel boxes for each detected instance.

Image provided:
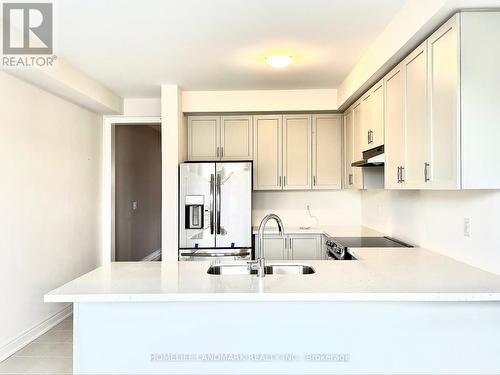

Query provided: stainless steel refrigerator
[179,161,252,261]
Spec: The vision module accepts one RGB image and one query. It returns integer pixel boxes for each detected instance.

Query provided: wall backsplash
[252,190,362,227]
[361,189,500,275]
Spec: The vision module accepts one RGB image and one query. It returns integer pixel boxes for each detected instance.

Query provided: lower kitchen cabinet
[288,235,323,260]
[255,234,323,260]
[259,236,287,260]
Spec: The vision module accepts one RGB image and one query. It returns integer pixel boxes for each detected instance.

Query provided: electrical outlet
[132,201,138,210]
[464,218,471,237]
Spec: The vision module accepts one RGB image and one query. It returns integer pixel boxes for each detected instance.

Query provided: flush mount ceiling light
[265,55,293,68]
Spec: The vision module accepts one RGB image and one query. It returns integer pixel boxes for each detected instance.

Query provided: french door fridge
[179,161,252,261]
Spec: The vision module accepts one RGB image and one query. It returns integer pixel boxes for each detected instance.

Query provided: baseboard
[0,305,73,362]
[141,249,161,261]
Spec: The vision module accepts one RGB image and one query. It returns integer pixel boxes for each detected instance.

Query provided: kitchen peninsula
[45,245,500,374]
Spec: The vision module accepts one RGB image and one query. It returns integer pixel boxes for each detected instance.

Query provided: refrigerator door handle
[216,173,222,235]
[210,174,215,235]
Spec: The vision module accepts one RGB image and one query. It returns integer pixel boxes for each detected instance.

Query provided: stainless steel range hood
[352,145,384,167]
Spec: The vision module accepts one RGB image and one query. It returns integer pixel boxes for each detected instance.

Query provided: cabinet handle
[216,147,219,158]
[313,176,316,186]
[278,176,282,187]
[368,130,373,144]
[400,166,405,183]
[424,162,430,182]
[397,167,401,183]
[221,147,224,158]
[349,174,353,185]
[284,176,286,186]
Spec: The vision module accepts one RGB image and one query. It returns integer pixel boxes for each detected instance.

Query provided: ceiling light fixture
[265,55,293,68]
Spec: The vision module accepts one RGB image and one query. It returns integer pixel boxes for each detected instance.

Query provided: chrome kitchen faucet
[248,214,285,277]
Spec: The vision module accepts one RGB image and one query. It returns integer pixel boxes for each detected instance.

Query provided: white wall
[123,98,161,117]
[0,72,102,356]
[182,89,338,112]
[253,191,362,227]
[361,190,500,275]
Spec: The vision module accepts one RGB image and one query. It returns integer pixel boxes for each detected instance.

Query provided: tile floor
[0,317,73,374]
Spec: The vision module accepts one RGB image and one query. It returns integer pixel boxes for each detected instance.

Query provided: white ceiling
[54,0,408,97]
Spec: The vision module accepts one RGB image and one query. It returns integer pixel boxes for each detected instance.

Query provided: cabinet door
[384,64,405,189]
[427,16,460,189]
[253,115,283,190]
[258,236,287,260]
[361,92,373,151]
[344,110,355,188]
[282,115,312,190]
[289,235,321,260]
[352,102,364,189]
[220,115,253,160]
[403,42,428,189]
[312,115,342,190]
[187,116,220,161]
[371,80,385,148]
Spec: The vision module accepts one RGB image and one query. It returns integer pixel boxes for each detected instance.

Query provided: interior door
[215,162,252,248]
[282,115,312,190]
[187,116,220,161]
[179,163,216,249]
[253,115,283,190]
[384,64,405,189]
[403,42,428,189]
[220,116,253,160]
[312,114,342,190]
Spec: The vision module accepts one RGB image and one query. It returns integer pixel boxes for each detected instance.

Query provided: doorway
[113,123,162,261]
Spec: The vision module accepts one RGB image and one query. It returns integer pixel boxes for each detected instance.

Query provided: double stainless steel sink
[207,263,315,275]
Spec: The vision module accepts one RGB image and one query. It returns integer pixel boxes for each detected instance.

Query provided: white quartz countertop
[251,225,383,236]
[45,248,500,303]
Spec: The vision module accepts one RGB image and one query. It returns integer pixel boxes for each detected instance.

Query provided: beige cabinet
[220,116,253,160]
[343,109,355,188]
[253,115,283,190]
[426,16,460,189]
[289,235,322,260]
[187,116,220,161]
[352,102,364,189]
[282,115,312,190]
[256,234,323,260]
[312,114,342,190]
[361,80,384,152]
[187,115,253,161]
[403,41,428,189]
[384,63,405,189]
[259,236,287,260]
[371,80,385,148]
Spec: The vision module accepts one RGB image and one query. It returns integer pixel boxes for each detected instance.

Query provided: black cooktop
[331,236,412,248]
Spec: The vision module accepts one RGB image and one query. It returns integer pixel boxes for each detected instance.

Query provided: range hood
[352,145,384,167]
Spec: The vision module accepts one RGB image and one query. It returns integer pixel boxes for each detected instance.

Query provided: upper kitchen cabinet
[344,104,364,189]
[220,115,253,160]
[187,115,253,161]
[282,115,312,190]
[361,80,384,152]
[343,110,355,188]
[312,114,342,190]
[187,116,220,161]
[253,115,283,190]
[384,63,405,189]
[383,12,500,190]
[426,15,460,189]
[402,41,428,189]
